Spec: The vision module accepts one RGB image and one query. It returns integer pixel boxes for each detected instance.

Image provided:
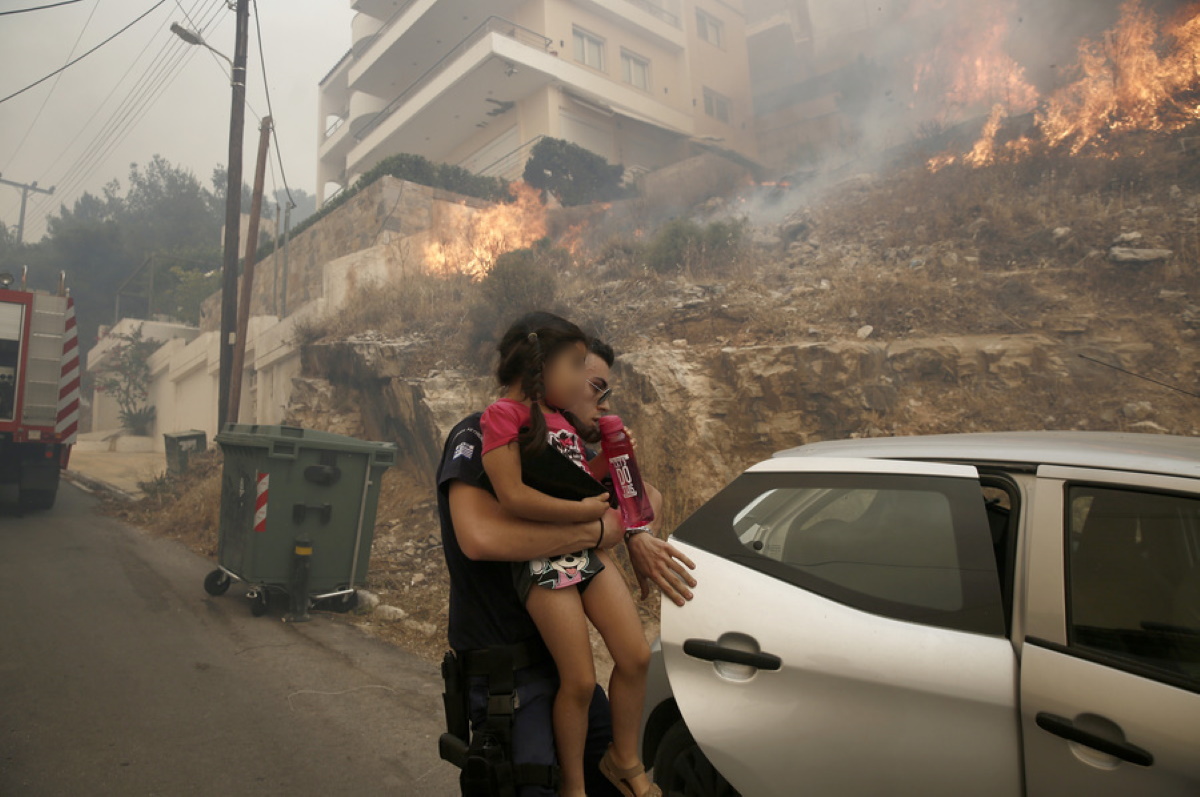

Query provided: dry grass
[108,450,223,557]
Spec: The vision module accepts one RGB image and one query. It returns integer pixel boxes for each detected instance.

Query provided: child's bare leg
[581,553,653,793]
[526,585,595,797]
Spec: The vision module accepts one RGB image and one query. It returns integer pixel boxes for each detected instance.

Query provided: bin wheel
[250,590,269,617]
[203,569,231,596]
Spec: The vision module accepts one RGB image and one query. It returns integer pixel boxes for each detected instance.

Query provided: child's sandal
[598,744,662,797]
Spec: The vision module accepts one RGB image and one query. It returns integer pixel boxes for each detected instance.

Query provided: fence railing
[356,17,551,141]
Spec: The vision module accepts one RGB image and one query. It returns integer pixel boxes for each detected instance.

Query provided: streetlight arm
[170,21,233,67]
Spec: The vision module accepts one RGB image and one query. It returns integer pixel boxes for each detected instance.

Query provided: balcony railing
[324,115,347,140]
[355,16,551,142]
[476,134,545,179]
[624,0,679,28]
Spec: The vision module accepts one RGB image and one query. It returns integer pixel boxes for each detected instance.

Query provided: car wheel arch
[642,697,681,766]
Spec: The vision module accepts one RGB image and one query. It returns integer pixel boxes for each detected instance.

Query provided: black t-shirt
[437,412,540,652]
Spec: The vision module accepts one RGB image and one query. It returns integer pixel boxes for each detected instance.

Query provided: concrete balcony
[348,0,523,98]
[346,15,694,177]
[351,11,385,55]
[573,0,686,50]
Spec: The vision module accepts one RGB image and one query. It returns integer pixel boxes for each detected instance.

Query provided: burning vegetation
[928,0,1200,170]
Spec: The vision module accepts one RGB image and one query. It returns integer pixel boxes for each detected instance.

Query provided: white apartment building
[316,0,758,203]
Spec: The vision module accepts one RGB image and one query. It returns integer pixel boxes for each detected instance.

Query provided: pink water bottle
[598,415,655,531]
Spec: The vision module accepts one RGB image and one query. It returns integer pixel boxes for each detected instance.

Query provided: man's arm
[450,481,621,562]
[483,445,610,523]
[626,481,698,606]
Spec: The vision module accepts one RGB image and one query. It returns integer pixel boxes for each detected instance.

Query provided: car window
[1067,485,1200,689]
[675,471,1004,636]
[747,486,963,611]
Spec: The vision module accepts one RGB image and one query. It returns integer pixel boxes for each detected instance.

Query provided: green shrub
[466,243,566,361]
[523,137,628,207]
[645,217,747,274]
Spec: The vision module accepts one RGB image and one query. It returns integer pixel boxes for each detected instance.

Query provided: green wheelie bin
[202,424,397,618]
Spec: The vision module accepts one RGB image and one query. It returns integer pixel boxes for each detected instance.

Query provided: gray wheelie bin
[202,424,397,618]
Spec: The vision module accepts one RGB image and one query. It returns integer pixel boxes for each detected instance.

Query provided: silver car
[641,432,1200,796]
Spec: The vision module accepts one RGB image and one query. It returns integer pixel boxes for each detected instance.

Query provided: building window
[703,86,730,123]
[573,27,605,71]
[696,8,724,47]
[621,50,650,91]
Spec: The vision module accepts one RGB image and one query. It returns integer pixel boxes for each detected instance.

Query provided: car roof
[773,432,1200,479]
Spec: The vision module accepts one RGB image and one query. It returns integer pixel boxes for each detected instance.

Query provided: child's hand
[625,427,638,452]
[577,492,611,521]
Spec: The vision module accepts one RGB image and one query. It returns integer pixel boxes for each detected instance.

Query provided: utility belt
[440,637,559,796]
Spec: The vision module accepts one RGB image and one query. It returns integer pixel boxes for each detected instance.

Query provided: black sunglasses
[586,379,612,404]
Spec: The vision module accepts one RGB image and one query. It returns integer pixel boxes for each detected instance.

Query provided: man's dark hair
[588,337,614,367]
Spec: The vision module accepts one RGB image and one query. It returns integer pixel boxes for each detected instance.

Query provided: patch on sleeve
[453,442,476,460]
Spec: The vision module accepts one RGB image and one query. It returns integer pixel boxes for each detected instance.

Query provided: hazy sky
[0,0,354,241]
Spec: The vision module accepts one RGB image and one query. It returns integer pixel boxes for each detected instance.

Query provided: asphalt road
[0,482,459,796]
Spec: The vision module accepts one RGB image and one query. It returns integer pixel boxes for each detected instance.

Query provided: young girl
[480,312,659,797]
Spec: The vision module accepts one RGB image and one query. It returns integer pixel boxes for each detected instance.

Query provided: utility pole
[227,115,271,424]
[217,0,250,432]
[0,175,54,244]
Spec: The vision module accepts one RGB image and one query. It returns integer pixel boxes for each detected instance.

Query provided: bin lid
[215,423,397,457]
[163,429,207,440]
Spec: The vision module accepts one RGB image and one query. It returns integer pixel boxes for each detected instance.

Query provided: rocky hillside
[128,133,1200,662]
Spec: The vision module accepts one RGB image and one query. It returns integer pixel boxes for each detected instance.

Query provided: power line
[26,0,217,217]
[251,0,293,208]
[0,0,169,105]
[0,0,84,16]
[32,0,268,232]
[3,0,102,173]
[22,0,224,231]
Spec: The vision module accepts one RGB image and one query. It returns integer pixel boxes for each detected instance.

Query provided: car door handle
[1035,712,1154,767]
[683,639,782,671]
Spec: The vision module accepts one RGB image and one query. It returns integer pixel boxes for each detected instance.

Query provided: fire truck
[0,267,79,510]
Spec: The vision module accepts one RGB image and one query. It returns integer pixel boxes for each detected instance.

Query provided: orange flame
[423,181,547,278]
[929,0,1200,171]
[912,1,1038,120]
[1039,0,1200,154]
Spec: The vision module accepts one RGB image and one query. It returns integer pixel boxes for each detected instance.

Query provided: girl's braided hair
[495,312,590,456]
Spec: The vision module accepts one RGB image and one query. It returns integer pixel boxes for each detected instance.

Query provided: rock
[1170,185,1183,200]
[780,219,810,243]
[1130,420,1169,434]
[856,325,875,339]
[411,573,426,586]
[1109,247,1172,263]
[817,279,832,291]
[1159,289,1187,300]
[752,230,782,248]
[376,605,408,622]
[1113,231,1143,244]
[909,258,926,269]
[1053,227,1072,240]
[403,619,439,636]
[356,589,381,611]
[1121,401,1154,421]
[672,338,688,347]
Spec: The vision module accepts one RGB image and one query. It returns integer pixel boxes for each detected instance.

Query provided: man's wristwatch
[624,527,651,544]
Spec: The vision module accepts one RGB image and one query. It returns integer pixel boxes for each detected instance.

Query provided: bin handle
[269,441,299,459]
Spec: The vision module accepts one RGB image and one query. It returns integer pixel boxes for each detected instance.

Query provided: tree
[94,324,162,436]
[523,137,628,206]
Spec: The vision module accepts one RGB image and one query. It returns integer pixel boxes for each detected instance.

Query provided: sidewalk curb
[63,469,140,502]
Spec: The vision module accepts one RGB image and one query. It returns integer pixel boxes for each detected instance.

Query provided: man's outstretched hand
[626,531,697,606]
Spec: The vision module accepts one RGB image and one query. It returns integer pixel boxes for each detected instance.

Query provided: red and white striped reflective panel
[55,297,79,446]
[254,472,269,532]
